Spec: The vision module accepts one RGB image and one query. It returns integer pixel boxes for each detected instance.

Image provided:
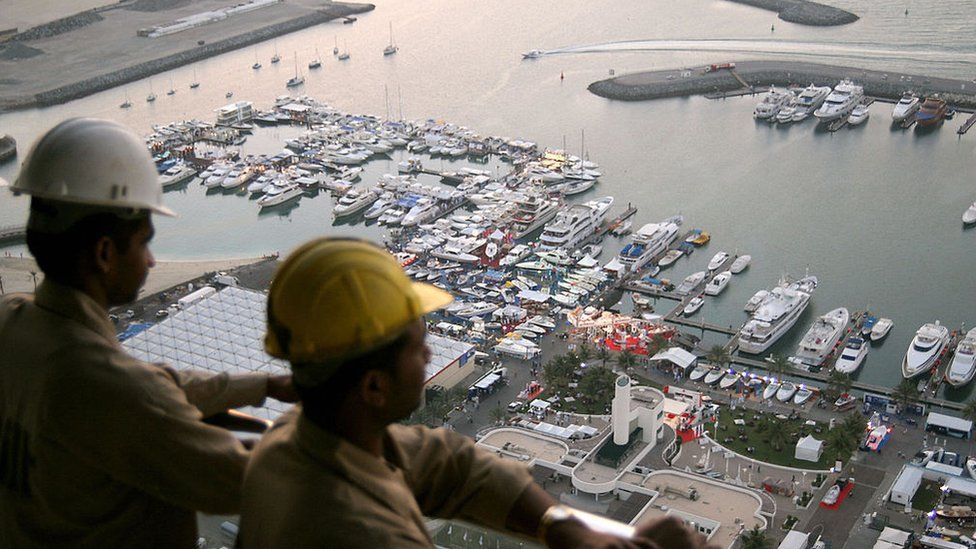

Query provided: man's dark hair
[26,200,146,284]
[295,329,412,424]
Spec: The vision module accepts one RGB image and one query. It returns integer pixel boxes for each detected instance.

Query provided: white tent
[889,466,923,506]
[650,347,697,371]
[794,435,823,462]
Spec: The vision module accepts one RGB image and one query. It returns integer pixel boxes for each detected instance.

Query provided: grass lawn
[713,408,838,470]
[913,479,943,512]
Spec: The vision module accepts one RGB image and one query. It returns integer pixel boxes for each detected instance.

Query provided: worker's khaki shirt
[0,280,269,548]
[240,408,534,547]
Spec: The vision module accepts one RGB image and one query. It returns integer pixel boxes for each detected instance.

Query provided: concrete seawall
[588,60,976,110]
[727,0,858,26]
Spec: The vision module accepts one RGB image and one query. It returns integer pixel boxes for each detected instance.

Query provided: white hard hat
[11,118,175,217]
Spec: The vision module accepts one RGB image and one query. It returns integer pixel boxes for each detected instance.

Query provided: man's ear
[92,235,116,275]
[359,369,391,408]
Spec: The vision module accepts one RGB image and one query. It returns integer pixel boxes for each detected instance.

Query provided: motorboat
[707,251,729,271]
[963,201,976,225]
[158,164,197,189]
[538,196,613,251]
[793,385,814,405]
[870,318,893,341]
[609,219,632,236]
[363,194,395,220]
[675,271,706,295]
[891,92,921,122]
[257,184,303,208]
[719,370,741,389]
[683,296,704,316]
[821,485,841,506]
[794,84,831,116]
[776,381,798,402]
[515,259,551,271]
[401,198,441,227]
[946,328,976,387]
[333,189,378,217]
[861,315,877,337]
[632,292,651,308]
[536,248,574,266]
[862,418,890,452]
[967,457,976,480]
[915,96,948,127]
[704,368,725,385]
[686,230,710,246]
[527,315,556,330]
[745,375,764,394]
[500,244,532,267]
[604,216,682,275]
[753,88,793,120]
[730,255,751,274]
[794,307,850,367]
[739,275,818,354]
[522,50,543,59]
[848,104,870,125]
[814,80,864,122]
[834,337,869,374]
[510,194,560,238]
[689,365,709,382]
[744,290,770,313]
[561,178,596,196]
[901,321,950,378]
[762,380,781,400]
[704,271,731,296]
[834,392,856,410]
[455,301,498,318]
[658,249,684,268]
[775,101,798,124]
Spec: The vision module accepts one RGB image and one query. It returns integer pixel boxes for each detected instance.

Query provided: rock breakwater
[727,0,858,26]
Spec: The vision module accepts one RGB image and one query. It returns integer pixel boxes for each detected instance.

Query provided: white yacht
[707,251,729,271]
[946,328,976,387]
[794,84,832,117]
[689,365,709,382]
[204,167,229,188]
[675,271,706,296]
[794,307,850,367]
[704,368,725,385]
[499,244,532,267]
[683,296,704,316]
[963,201,976,225]
[870,318,893,341]
[901,321,950,379]
[257,184,303,208]
[730,255,752,274]
[744,289,770,313]
[776,382,798,402]
[738,275,818,354]
[510,194,560,238]
[333,189,378,217]
[158,164,197,189]
[891,92,921,122]
[754,88,793,120]
[538,196,613,251]
[603,216,682,275]
[363,194,395,220]
[719,370,741,389]
[704,271,731,296]
[762,381,781,400]
[793,385,814,405]
[834,336,869,374]
[848,104,870,125]
[814,80,864,122]
[401,198,440,227]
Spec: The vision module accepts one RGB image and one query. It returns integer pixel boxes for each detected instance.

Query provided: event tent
[794,435,824,462]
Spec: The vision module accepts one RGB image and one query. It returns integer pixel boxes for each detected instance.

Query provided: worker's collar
[34,279,117,344]
[294,410,407,473]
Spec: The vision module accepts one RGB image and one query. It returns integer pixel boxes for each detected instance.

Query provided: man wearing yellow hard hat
[240,237,715,548]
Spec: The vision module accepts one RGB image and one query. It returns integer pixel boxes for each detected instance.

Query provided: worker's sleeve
[163,366,268,417]
[40,345,251,514]
[393,425,533,530]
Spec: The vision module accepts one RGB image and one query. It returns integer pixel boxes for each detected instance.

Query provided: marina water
[0,0,974,397]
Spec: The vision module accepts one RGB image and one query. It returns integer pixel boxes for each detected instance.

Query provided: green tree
[489,405,506,425]
[767,353,792,381]
[841,412,867,440]
[575,343,593,363]
[765,417,790,451]
[615,349,638,372]
[827,421,858,462]
[597,345,611,367]
[739,525,770,549]
[892,378,919,413]
[578,366,618,411]
[826,370,853,401]
[705,344,731,369]
[647,333,670,357]
[543,355,575,390]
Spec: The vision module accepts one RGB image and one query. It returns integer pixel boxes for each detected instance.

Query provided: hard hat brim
[412,281,454,315]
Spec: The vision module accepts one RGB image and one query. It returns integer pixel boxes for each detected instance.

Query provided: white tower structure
[612,374,631,445]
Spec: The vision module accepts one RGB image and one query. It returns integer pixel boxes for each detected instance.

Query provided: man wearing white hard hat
[0,118,297,546]
[239,238,715,549]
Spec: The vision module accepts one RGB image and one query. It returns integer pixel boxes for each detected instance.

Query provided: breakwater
[727,0,858,26]
[588,60,976,110]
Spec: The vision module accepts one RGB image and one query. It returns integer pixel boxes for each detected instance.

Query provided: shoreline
[0,1,374,113]
[588,60,976,110]
[726,0,858,26]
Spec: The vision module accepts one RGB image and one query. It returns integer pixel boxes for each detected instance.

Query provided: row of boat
[689,365,816,405]
[902,322,976,386]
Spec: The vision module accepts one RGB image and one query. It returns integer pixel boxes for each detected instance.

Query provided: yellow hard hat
[265,238,453,382]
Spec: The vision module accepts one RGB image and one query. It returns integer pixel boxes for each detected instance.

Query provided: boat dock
[589,205,638,243]
[0,225,26,244]
[958,112,976,135]
[919,328,964,397]
[825,97,876,132]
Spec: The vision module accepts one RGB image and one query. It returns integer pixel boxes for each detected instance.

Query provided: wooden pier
[0,224,26,243]
[958,111,976,135]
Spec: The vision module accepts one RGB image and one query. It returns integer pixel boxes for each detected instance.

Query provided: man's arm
[166,367,296,417]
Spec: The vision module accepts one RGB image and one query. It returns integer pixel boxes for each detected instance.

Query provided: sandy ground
[0,255,265,295]
[0,0,113,31]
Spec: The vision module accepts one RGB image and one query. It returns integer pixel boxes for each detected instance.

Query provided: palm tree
[647,333,670,357]
[597,345,611,367]
[826,370,853,401]
[767,353,791,381]
[765,417,790,451]
[841,412,867,440]
[739,525,770,549]
[616,349,638,372]
[892,378,919,413]
[489,406,506,425]
[827,422,858,462]
[576,343,593,363]
[705,344,731,369]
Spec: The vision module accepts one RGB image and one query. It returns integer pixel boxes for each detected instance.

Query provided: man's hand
[266,374,299,403]
[634,516,717,549]
[546,518,654,548]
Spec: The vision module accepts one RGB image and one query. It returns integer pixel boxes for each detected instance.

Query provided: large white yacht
[794,84,832,117]
[333,189,378,217]
[158,164,197,189]
[538,196,613,251]
[891,92,921,122]
[794,307,850,367]
[738,275,818,354]
[946,328,976,387]
[510,194,560,238]
[753,88,793,120]
[813,80,864,122]
[834,336,869,374]
[603,215,683,275]
[901,321,950,379]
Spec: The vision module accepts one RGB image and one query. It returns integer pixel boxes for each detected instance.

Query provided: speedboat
[658,249,684,268]
[862,416,890,452]
[946,328,976,387]
[834,337,869,374]
[704,271,731,296]
[730,255,751,274]
[963,201,976,225]
[814,79,864,122]
[707,251,729,271]
[676,272,706,295]
[915,96,948,127]
[775,102,798,124]
[744,290,770,313]
[536,249,574,266]
[333,189,378,217]
[704,368,725,385]
[754,88,793,120]
[793,385,814,405]
[821,485,841,506]
[848,104,870,125]
[739,275,818,354]
[901,321,950,378]
[834,392,856,409]
[689,365,710,382]
[776,381,798,402]
[870,318,893,341]
[967,457,976,480]
[719,370,741,389]
[891,92,921,122]
[794,307,850,367]
[762,380,781,400]
[257,184,303,208]
[158,164,197,189]
[861,315,877,337]
[683,296,704,316]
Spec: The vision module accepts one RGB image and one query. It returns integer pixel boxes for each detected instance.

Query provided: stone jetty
[727,0,858,26]
[588,60,976,110]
